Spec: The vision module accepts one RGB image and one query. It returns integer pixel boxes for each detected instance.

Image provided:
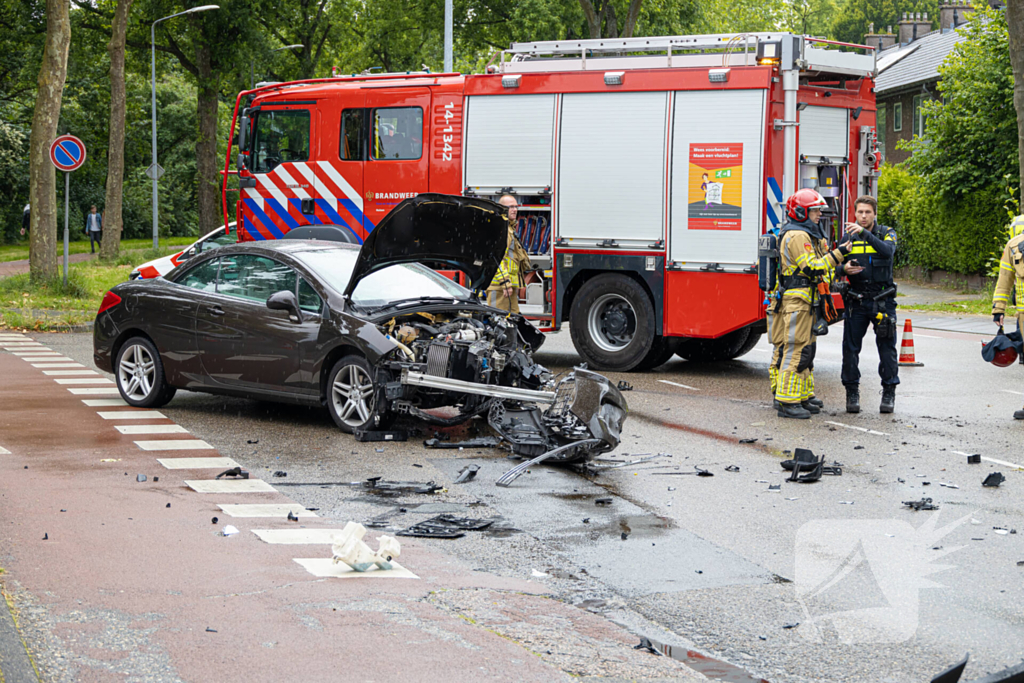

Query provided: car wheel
[569,274,656,372]
[115,336,176,408]
[327,355,387,433]
[633,336,679,371]
[676,328,762,362]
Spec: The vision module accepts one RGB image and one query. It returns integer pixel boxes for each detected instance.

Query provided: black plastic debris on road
[967,454,981,464]
[365,477,443,494]
[904,498,939,511]
[355,429,408,442]
[983,472,1006,487]
[633,637,660,655]
[616,380,633,391]
[595,497,613,506]
[287,511,299,522]
[211,517,218,524]
[424,436,501,449]
[42,533,48,540]
[246,439,259,444]
[928,652,1024,683]
[205,627,218,633]
[781,623,799,629]
[695,467,713,477]
[454,464,480,484]
[929,653,968,683]
[273,471,287,477]
[768,484,781,491]
[397,514,495,539]
[739,438,757,444]
[725,465,740,472]
[215,467,249,480]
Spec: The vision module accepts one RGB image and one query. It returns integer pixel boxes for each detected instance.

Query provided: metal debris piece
[136,474,146,482]
[364,477,443,494]
[424,436,501,449]
[588,453,669,470]
[768,484,781,491]
[967,454,981,464]
[215,467,248,480]
[273,471,287,477]
[725,465,740,472]
[903,497,939,511]
[616,380,633,391]
[739,438,757,444]
[983,472,1006,487]
[939,482,959,489]
[595,497,613,506]
[496,439,601,487]
[695,467,713,477]
[454,464,480,483]
[354,429,408,442]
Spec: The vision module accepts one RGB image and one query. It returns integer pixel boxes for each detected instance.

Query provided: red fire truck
[222,32,880,371]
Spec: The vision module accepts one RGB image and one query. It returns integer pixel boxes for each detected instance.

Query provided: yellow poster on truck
[688,143,743,230]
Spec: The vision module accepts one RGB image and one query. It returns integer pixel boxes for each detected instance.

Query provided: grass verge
[0,237,195,263]
[899,299,1006,316]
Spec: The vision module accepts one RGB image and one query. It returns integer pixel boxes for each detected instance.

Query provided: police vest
[846,227,895,289]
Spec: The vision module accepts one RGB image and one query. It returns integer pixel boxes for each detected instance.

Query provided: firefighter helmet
[786,189,829,222]
[991,345,1018,368]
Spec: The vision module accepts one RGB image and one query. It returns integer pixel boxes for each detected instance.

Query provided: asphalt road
[20,317,1024,682]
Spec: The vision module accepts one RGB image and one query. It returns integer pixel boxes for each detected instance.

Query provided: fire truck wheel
[570,274,656,372]
[676,328,762,362]
[634,336,679,371]
[327,355,392,433]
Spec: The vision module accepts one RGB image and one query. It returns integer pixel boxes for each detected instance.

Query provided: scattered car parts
[904,498,939,511]
[332,522,400,572]
[983,472,1006,487]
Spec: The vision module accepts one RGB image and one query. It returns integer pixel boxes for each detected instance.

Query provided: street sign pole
[63,171,69,287]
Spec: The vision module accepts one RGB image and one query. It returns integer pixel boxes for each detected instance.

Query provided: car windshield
[294,249,471,310]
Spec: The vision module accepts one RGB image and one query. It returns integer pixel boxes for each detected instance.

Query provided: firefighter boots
[846,385,860,413]
[807,397,824,408]
[880,384,896,414]
[778,402,812,419]
[801,400,821,414]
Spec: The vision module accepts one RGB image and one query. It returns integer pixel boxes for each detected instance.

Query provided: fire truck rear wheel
[570,274,656,372]
[676,327,762,363]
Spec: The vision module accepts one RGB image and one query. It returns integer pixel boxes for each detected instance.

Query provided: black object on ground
[354,429,408,442]
[273,471,287,477]
[287,511,299,522]
[633,637,660,655]
[967,454,981,464]
[616,380,633,391]
[211,517,218,524]
[166,503,171,508]
[454,464,480,483]
[929,653,969,683]
[425,436,501,449]
[42,533,48,540]
[247,439,259,444]
[205,627,218,633]
[136,474,146,482]
[695,467,713,477]
[782,623,799,629]
[365,477,443,494]
[904,497,939,511]
[768,484,781,491]
[397,514,495,539]
[215,467,249,480]
[725,465,740,472]
[595,497,613,506]
[983,472,1006,487]
[739,438,757,444]
[781,448,819,472]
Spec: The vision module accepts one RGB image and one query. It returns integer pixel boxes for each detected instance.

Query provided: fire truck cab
[224,32,880,372]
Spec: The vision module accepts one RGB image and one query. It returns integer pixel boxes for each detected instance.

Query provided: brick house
[870,4,974,164]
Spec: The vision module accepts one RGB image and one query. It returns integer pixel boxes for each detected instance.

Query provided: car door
[195,253,321,395]
[145,258,220,386]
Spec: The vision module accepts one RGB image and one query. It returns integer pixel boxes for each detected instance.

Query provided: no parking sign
[49,135,87,172]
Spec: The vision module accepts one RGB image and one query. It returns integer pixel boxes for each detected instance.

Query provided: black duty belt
[779,274,812,289]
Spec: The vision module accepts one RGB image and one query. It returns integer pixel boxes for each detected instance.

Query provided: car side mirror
[267,290,301,321]
[178,247,195,262]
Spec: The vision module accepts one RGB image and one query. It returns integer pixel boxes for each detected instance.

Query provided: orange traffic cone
[898,319,924,366]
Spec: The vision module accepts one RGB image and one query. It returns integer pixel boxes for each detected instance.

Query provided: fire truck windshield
[251,109,310,172]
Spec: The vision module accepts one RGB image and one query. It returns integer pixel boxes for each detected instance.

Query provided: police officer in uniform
[992,213,1024,419]
[486,194,532,313]
[769,189,851,419]
[838,195,899,414]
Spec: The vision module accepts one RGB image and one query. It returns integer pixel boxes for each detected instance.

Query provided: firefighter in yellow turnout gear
[991,214,1024,419]
[486,194,532,314]
[769,189,851,419]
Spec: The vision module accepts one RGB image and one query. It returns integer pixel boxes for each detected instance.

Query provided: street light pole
[444,0,453,73]
[250,44,303,90]
[150,5,219,250]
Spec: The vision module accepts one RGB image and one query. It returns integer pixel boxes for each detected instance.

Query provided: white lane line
[185,479,275,493]
[23,355,72,360]
[658,379,700,391]
[252,529,341,544]
[54,378,114,385]
[1001,390,1024,396]
[2,344,45,348]
[218,503,317,518]
[158,457,240,470]
[952,450,1024,470]
[11,350,54,355]
[751,348,771,353]
[27,358,75,363]
[135,440,213,451]
[825,420,890,436]
[0,445,10,455]
[43,370,98,376]
[116,424,188,435]
[98,410,165,420]
[293,558,417,579]
[914,333,942,339]
[67,387,119,395]
[83,398,128,406]
[35,363,86,369]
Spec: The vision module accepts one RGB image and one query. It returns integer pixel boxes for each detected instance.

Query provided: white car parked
[130,223,237,280]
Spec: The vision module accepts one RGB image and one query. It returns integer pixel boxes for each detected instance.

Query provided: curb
[0,584,41,683]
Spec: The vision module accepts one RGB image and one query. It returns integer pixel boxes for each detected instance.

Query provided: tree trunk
[100,0,132,261]
[1007,0,1024,209]
[195,44,220,235]
[622,0,644,38]
[579,0,602,38]
[28,0,70,283]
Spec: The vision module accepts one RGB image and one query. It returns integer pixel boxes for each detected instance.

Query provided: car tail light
[97,291,122,315]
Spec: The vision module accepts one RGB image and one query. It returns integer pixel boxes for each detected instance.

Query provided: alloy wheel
[331,363,375,427]
[118,344,156,401]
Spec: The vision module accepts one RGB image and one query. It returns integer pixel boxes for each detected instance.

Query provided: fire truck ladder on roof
[501,33,876,78]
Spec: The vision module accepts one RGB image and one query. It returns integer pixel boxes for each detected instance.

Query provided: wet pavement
[4,313,1024,682]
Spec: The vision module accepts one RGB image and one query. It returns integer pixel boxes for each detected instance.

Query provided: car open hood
[343,194,508,297]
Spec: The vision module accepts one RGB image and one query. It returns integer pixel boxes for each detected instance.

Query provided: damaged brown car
[93,194,628,464]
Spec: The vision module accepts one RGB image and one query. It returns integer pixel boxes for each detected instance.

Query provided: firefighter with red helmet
[991,218,1024,418]
[769,189,851,419]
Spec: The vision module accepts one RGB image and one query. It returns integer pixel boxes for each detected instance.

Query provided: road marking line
[1001,390,1024,396]
[158,457,240,470]
[658,379,700,391]
[67,387,119,395]
[54,378,114,385]
[751,348,771,353]
[218,504,317,518]
[952,450,1023,470]
[116,424,188,435]
[35,363,85,369]
[82,398,128,406]
[2,344,45,348]
[185,479,275,493]
[253,529,341,544]
[43,370,98,376]
[914,333,942,339]
[98,410,165,419]
[23,355,71,359]
[10,350,54,355]
[135,440,214,451]
[293,558,418,580]
[825,420,890,436]
[0,445,9,455]
[27,358,75,363]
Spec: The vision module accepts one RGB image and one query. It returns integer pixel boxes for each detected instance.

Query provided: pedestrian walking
[85,205,103,254]
[838,196,899,414]
[20,203,29,236]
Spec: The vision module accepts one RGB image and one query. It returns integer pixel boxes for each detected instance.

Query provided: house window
[913,94,926,136]
[893,101,902,132]
[877,104,886,159]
